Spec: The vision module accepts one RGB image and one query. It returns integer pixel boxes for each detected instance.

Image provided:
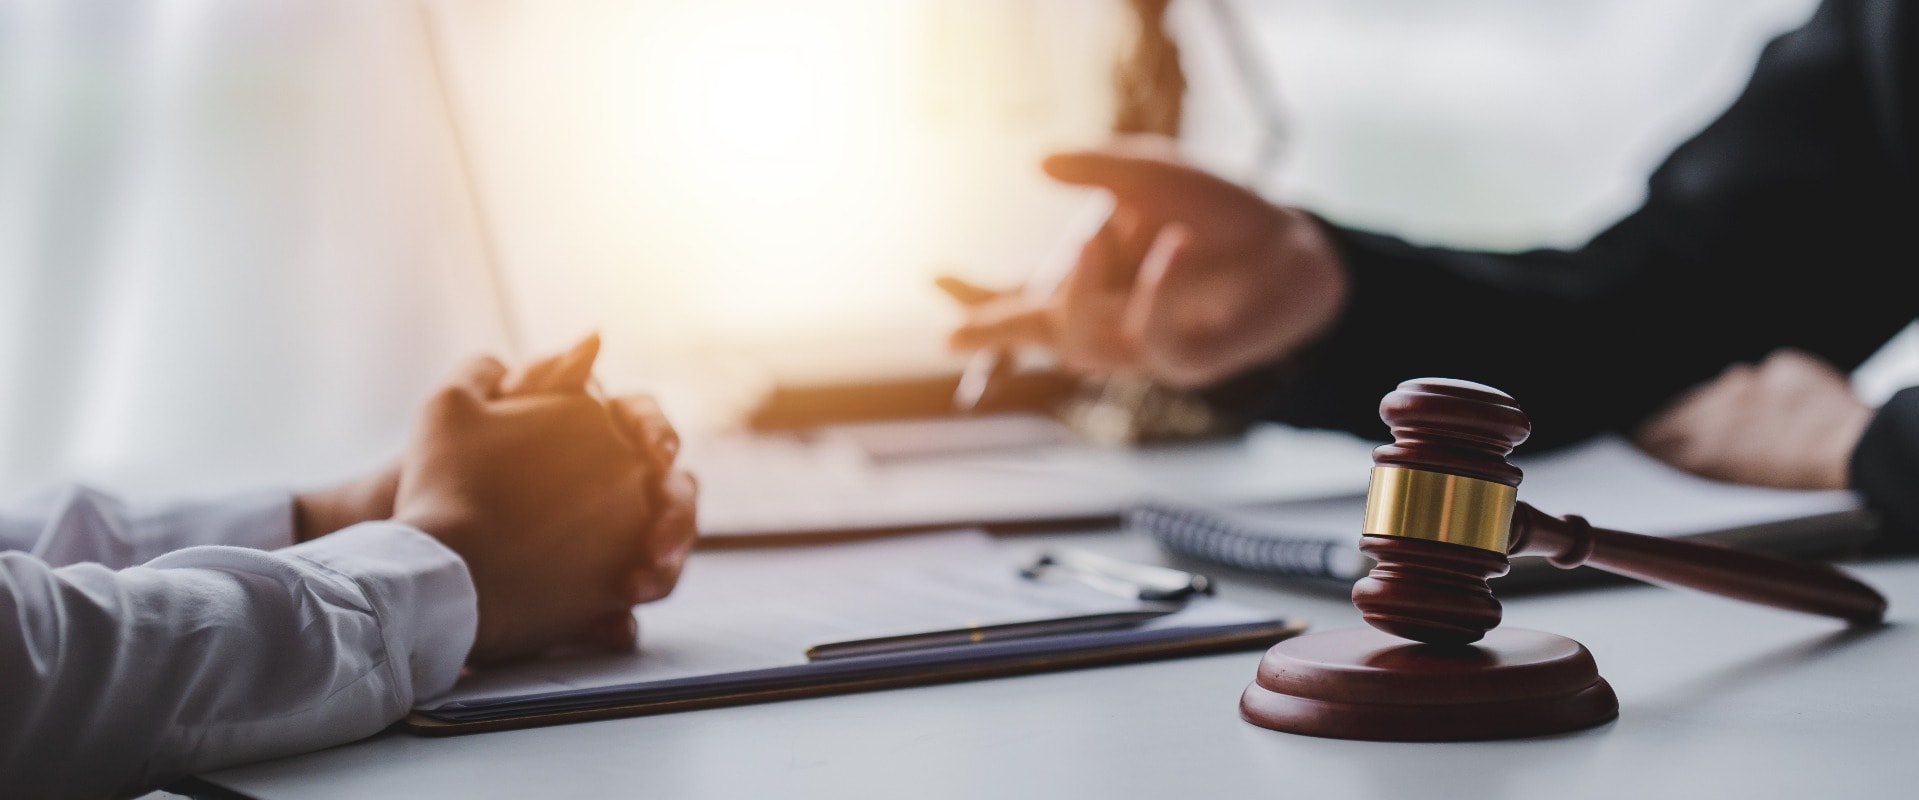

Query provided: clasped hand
[297,335,697,666]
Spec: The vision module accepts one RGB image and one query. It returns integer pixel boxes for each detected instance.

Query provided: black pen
[805,607,1178,661]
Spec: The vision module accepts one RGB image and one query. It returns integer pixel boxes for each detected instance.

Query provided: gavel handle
[1509,502,1887,624]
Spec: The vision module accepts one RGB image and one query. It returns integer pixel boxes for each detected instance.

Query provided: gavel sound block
[1239,379,1887,741]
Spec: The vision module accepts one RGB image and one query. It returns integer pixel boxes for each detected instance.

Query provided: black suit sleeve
[1215,0,1915,446]
[1851,388,1919,535]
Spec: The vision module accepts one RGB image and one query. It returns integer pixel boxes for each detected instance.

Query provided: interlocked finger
[610,393,681,472]
[626,470,698,605]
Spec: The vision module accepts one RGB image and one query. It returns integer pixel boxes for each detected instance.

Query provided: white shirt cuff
[280,522,478,705]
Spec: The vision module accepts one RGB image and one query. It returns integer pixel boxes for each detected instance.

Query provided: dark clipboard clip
[1020,549,1215,603]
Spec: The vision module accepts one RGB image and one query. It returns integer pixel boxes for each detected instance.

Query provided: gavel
[1355,377,1884,643]
[1240,378,1887,741]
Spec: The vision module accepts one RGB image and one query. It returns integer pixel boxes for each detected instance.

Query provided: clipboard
[406,616,1304,735]
[403,531,1305,736]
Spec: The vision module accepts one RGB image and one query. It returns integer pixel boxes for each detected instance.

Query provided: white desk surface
[201,529,1919,800]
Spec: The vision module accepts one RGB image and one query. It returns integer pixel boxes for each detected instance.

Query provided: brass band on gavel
[1361,467,1517,554]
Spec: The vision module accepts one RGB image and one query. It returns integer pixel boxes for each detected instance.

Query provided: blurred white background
[10,0,1909,502]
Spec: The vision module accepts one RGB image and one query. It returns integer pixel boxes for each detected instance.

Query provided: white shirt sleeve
[0,491,478,798]
[0,484,298,568]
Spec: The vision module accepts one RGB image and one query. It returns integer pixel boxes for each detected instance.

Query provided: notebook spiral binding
[1129,501,1366,581]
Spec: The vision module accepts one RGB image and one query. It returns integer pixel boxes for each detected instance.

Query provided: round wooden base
[1240,627,1617,741]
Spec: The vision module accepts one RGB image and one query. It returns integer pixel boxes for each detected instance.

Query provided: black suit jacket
[1219,0,1919,534]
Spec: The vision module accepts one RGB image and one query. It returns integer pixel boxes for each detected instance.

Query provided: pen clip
[1020,549,1214,603]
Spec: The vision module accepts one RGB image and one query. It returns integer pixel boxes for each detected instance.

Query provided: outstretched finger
[1041,150,1204,204]
[947,303,1054,353]
[934,275,1007,307]
[502,333,601,396]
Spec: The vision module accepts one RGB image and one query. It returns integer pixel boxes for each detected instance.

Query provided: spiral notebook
[1133,436,1877,588]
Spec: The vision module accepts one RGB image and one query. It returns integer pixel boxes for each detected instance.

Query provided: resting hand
[1633,349,1872,490]
[292,336,683,542]
[943,139,1349,389]
[392,345,696,665]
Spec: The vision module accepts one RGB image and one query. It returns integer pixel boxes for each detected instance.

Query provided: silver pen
[953,192,1118,412]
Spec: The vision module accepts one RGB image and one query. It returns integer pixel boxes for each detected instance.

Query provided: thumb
[503,333,602,396]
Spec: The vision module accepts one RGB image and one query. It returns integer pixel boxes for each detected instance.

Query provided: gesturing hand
[393,344,696,666]
[944,138,1349,389]
[1633,349,1873,490]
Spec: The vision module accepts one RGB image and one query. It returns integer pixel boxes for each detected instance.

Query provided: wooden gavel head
[1351,378,1532,645]
[1243,376,1884,740]
[1349,377,1886,646]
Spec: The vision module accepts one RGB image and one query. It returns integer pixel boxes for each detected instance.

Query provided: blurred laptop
[686,410,1376,542]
